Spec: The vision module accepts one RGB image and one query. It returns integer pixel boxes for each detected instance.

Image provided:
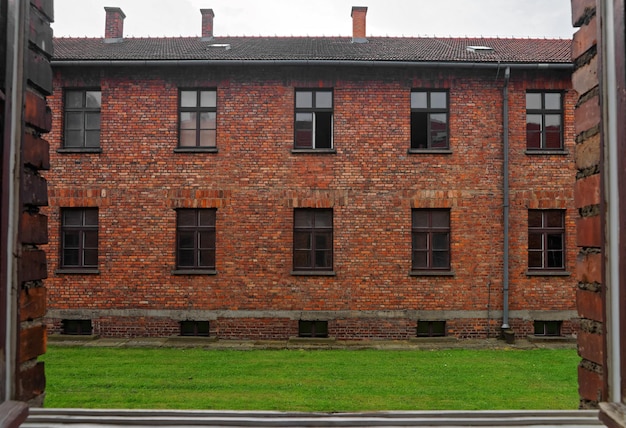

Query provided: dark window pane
[63,231,79,248]
[66,91,83,108]
[66,112,83,130]
[63,249,79,266]
[199,250,215,267]
[178,249,194,267]
[528,233,542,250]
[178,210,196,227]
[299,320,313,336]
[430,92,447,109]
[316,91,332,108]
[83,249,98,266]
[432,251,449,268]
[84,209,98,226]
[526,93,542,110]
[315,233,331,250]
[85,131,100,148]
[198,209,216,226]
[528,251,543,268]
[200,91,216,108]
[295,91,312,108]
[546,211,563,227]
[547,234,563,250]
[65,130,83,148]
[315,210,333,228]
[315,250,332,268]
[411,112,428,149]
[178,232,194,250]
[63,210,83,226]
[294,210,313,227]
[411,92,427,109]
[294,232,311,249]
[432,233,449,250]
[85,91,101,108]
[196,321,210,336]
[528,210,543,227]
[412,251,428,269]
[412,233,427,250]
[412,210,428,228]
[547,250,563,268]
[431,210,450,228]
[180,91,197,107]
[545,93,561,110]
[294,250,311,268]
[199,231,215,249]
[545,129,562,149]
[83,231,98,248]
[315,112,333,149]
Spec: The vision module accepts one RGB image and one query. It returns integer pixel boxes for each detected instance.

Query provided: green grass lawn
[41,346,579,411]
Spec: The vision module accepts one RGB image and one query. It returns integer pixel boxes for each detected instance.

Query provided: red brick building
[43,6,576,340]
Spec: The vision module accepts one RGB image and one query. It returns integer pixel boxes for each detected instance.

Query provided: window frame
[527,209,566,272]
[177,89,218,151]
[411,209,451,272]
[62,89,102,151]
[293,89,334,151]
[298,320,329,338]
[61,319,93,336]
[180,320,210,337]
[533,320,562,337]
[416,320,446,337]
[175,208,217,272]
[410,89,450,151]
[525,91,564,151]
[292,208,334,272]
[60,208,99,270]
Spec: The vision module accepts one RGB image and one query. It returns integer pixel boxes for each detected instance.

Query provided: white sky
[52,0,575,39]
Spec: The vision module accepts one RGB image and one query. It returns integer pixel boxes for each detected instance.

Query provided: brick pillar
[571,0,606,409]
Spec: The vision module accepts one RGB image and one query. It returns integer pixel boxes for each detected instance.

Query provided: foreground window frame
[60,208,99,270]
[526,91,564,151]
[178,89,217,151]
[411,209,451,272]
[175,209,216,272]
[293,209,333,273]
[417,320,446,337]
[527,209,565,271]
[63,89,102,150]
[410,90,449,151]
[294,89,334,151]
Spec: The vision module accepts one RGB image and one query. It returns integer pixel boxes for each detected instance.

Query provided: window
[293,209,333,271]
[294,89,333,149]
[176,209,216,270]
[299,320,328,338]
[180,321,210,337]
[526,92,563,150]
[60,208,98,269]
[179,89,217,148]
[528,210,565,270]
[417,321,446,337]
[412,209,450,270]
[61,319,92,335]
[534,321,561,336]
[411,90,449,149]
[64,90,101,148]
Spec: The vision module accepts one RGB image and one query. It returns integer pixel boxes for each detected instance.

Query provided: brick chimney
[201,9,215,40]
[104,7,125,42]
[351,6,368,43]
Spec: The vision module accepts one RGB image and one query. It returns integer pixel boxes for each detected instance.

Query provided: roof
[52,36,572,65]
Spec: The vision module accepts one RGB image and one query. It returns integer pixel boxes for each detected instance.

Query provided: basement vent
[207,43,231,50]
[466,45,494,53]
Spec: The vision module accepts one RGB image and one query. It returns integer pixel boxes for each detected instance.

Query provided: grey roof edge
[50,59,573,69]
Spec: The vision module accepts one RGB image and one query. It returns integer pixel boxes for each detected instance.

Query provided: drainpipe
[501,67,511,331]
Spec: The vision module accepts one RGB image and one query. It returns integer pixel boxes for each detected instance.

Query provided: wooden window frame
[293,208,333,271]
[410,90,449,150]
[178,89,217,149]
[63,89,102,149]
[298,320,329,338]
[417,320,446,337]
[411,209,451,271]
[525,91,564,151]
[527,209,565,271]
[294,89,334,150]
[176,209,216,270]
[60,208,99,269]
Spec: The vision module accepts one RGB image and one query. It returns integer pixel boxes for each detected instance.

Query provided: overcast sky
[53,0,575,39]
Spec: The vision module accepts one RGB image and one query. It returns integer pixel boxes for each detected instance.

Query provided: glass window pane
[528,233,542,250]
[430,113,448,147]
[200,112,216,130]
[63,231,79,248]
[547,234,563,250]
[85,113,100,130]
[65,130,83,147]
[547,250,563,268]
[545,129,562,149]
[411,92,427,109]
[316,91,332,108]
[180,91,197,107]
[178,232,194,249]
[526,93,542,110]
[84,209,98,226]
[411,112,428,149]
[199,130,216,147]
[294,210,313,228]
[199,231,215,249]
[412,210,428,228]
[84,231,98,248]
[315,210,332,227]
[178,249,194,267]
[294,250,311,268]
[198,209,215,226]
[528,210,543,228]
[315,233,330,250]
[432,251,449,268]
[296,91,312,108]
[85,131,100,148]
[314,112,333,149]
[177,210,196,227]
[85,91,101,108]
[432,321,446,336]
[200,91,216,108]
[315,250,332,268]
[66,112,83,130]
[294,233,311,249]
[526,129,541,149]
[63,249,79,266]
[63,210,83,226]
[545,93,561,110]
[432,233,449,250]
[412,251,427,268]
[412,233,427,250]
[180,112,197,129]
[83,249,98,266]
[430,92,447,109]
[180,130,197,147]
[431,210,449,228]
[528,251,543,268]
[546,211,563,227]
[199,250,215,267]
[66,91,83,108]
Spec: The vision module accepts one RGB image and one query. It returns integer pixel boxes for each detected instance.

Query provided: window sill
[173,147,218,153]
[55,268,100,275]
[57,148,102,154]
[291,270,336,276]
[409,270,455,277]
[524,149,569,155]
[600,402,626,428]
[407,149,452,155]
[291,148,336,154]
[172,269,217,275]
[525,270,571,277]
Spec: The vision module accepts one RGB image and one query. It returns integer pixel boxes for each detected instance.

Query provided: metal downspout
[502,67,511,330]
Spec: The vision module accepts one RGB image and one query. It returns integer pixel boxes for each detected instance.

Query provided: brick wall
[571,0,606,408]
[43,64,577,340]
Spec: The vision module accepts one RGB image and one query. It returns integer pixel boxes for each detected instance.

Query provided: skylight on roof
[466,45,494,53]
[207,43,231,50]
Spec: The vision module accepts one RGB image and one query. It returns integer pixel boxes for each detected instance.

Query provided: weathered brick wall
[43,64,576,339]
[570,0,605,408]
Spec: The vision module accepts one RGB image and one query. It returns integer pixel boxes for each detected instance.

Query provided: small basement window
[61,319,93,335]
[180,320,210,337]
[417,320,446,337]
[298,320,328,338]
[534,320,561,336]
